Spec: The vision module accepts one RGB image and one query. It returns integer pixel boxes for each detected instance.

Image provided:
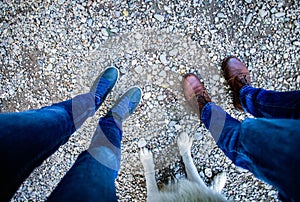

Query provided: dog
[140,133,228,202]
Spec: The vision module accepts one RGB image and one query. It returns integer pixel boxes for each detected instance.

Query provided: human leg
[201,103,300,201]
[47,87,142,201]
[46,117,121,202]
[222,56,300,118]
[0,67,119,201]
[240,86,300,118]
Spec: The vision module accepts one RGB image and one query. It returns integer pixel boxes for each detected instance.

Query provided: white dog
[140,133,228,202]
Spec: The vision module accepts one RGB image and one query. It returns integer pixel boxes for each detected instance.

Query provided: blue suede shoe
[90,67,119,110]
[106,87,142,124]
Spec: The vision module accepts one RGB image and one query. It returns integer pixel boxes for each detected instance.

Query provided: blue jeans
[201,86,300,201]
[0,92,121,201]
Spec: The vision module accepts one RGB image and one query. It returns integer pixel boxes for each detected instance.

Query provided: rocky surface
[0,0,299,201]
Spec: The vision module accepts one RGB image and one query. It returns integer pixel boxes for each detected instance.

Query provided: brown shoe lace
[239,74,250,86]
[196,91,211,105]
[227,73,250,92]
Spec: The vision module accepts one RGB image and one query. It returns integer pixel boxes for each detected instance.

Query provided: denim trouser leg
[47,116,122,201]
[0,92,97,201]
[240,86,300,119]
[201,103,300,201]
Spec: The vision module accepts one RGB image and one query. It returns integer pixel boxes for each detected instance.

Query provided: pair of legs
[183,56,300,201]
[0,67,142,201]
[201,86,300,201]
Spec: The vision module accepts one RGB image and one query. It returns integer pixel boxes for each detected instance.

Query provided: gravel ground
[1,0,299,201]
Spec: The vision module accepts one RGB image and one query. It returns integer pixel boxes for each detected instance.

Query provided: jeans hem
[239,85,252,113]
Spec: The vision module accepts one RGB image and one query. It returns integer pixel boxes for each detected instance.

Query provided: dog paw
[177,133,193,156]
[210,172,227,193]
[140,147,155,172]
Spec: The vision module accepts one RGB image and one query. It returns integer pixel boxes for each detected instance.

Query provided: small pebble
[159,70,167,77]
[204,168,212,178]
[134,66,143,74]
[157,95,164,101]
[132,59,138,66]
[293,41,300,46]
[137,138,147,148]
[259,9,268,18]
[154,14,165,22]
[159,53,168,65]
[217,13,226,18]
[250,48,256,54]
[57,0,65,5]
[143,92,151,99]
[245,13,253,26]
[122,10,129,17]
[37,42,44,50]
[169,49,178,56]
[275,12,285,18]
[134,33,143,40]
[101,28,109,37]
[212,74,220,81]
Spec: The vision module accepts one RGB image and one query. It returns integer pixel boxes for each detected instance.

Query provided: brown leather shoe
[221,56,251,111]
[183,73,211,116]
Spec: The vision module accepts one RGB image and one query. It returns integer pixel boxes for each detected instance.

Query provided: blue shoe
[106,87,142,123]
[90,67,119,110]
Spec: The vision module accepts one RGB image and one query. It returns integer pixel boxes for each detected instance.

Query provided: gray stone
[245,13,253,26]
[57,0,65,5]
[259,9,268,18]
[134,33,143,40]
[157,95,164,101]
[275,12,285,18]
[37,41,44,50]
[250,48,256,54]
[217,13,226,18]
[143,92,151,100]
[293,41,300,46]
[169,49,178,56]
[101,28,109,37]
[159,53,169,65]
[87,19,93,26]
[137,138,147,148]
[204,168,212,178]
[154,14,165,22]
[134,66,143,74]
[159,70,167,77]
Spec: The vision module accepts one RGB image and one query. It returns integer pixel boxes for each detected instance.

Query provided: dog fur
[140,133,228,202]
